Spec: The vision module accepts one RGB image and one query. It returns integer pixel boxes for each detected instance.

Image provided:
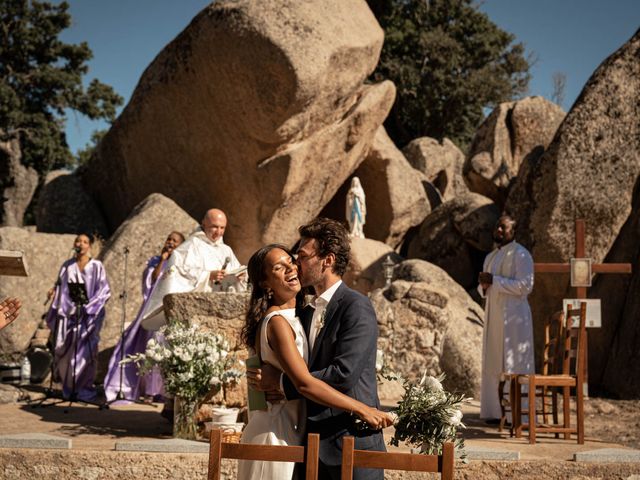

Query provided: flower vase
[210,406,240,424]
[173,396,199,440]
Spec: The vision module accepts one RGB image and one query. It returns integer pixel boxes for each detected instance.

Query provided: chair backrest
[207,429,320,480]
[543,310,565,375]
[562,302,587,380]
[340,436,455,480]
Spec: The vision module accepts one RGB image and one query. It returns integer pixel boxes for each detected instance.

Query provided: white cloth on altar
[478,240,535,419]
[140,229,242,330]
[237,308,307,480]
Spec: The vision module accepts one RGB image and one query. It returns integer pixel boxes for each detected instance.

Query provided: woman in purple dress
[103,231,185,403]
[46,233,111,401]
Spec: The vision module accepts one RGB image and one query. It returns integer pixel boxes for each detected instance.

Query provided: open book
[224,265,247,277]
[245,355,268,411]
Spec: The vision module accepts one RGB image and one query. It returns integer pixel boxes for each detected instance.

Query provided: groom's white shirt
[308,279,342,351]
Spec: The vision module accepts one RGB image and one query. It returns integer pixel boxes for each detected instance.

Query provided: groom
[248,217,385,479]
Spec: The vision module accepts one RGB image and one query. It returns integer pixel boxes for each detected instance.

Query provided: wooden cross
[534,219,631,296]
[534,219,632,392]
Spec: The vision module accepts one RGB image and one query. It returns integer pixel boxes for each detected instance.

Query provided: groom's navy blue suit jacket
[283,282,386,468]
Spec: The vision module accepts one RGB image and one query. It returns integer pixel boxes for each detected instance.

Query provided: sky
[59,0,640,155]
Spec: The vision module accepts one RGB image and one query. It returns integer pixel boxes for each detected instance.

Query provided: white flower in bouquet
[419,373,444,392]
[391,373,469,459]
[122,320,243,402]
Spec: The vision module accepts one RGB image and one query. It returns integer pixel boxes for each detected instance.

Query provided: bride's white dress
[237,308,308,480]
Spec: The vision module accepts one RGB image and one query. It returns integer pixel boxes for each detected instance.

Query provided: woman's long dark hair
[241,243,294,351]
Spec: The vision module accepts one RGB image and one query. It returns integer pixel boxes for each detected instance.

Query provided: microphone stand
[101,246,147,409]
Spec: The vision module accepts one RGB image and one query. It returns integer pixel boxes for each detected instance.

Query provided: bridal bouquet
[390,373,469,457]
[124,321,242,401]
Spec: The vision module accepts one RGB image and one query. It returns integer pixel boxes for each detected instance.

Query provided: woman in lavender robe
[103,231,185,403]
[46,233,111,401]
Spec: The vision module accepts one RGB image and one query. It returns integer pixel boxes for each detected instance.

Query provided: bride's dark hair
[241,243,295,351]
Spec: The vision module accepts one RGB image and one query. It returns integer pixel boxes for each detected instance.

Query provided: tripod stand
[62,280,102,412]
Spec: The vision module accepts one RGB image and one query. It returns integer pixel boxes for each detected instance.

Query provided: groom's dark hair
[298,217,350,276]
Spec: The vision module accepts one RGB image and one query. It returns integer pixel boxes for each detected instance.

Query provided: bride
[237,244,392,479]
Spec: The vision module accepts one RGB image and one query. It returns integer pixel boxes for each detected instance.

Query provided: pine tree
[370,0,530,151]
[0,0,123,175]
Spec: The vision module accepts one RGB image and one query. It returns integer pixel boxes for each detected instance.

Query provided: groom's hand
[246,364,282,392]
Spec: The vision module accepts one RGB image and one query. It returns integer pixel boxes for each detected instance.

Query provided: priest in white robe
[478,214,535,420]
[141,208,244,330]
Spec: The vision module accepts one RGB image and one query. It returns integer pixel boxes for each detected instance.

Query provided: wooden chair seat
[207,429,320,480]
[341,436,455,480]
[517,374,576,387]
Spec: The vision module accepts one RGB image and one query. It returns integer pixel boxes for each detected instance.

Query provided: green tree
[75,129,106,167]
[369,0,530,150]
[0,0,123,175]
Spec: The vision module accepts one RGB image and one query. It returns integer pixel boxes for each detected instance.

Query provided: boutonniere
[316,309,326,332]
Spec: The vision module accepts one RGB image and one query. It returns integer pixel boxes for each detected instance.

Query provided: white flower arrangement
[123,321,242,402]
[390,373,469,458]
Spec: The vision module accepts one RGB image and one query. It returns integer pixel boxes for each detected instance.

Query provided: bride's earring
[266,289,273,300]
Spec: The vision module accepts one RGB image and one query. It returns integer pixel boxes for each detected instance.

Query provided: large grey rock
[405,193,499,291]
[0,136,38,227]
[81,0,395,262]
[36,170,108,238]
[403,137,468,202]
[96,193,197,379]
[504,30,640,396]
[320,128,429,248]
[0,228,76,357]
[370,259,484,396]
[343,237,402,295]
[464,96,565,207]
[587,185,640,397]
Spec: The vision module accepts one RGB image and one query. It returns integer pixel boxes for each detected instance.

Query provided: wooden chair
[513,302,587,444]
[498,310,565,435]
[207,429,320,480]
[340,436,455,480]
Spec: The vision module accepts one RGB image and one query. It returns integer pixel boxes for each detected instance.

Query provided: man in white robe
[478,215,535,421]
[141,208,244,330]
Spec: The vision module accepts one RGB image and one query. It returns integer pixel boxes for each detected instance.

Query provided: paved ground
[0,386,633,460]
[2,386,640,479]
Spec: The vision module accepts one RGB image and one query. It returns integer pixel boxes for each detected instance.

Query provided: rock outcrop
[96,194,198,378]
[0,137,38,227]
[320,128,429,248]
[370,259,484,396]
[464,96,565,207]
[504,29,640,397]
[81,0,394,262]
[587,183,640,397]
[36,170,108,239]
[403,137,468,202]
[0,228,76,357]
[343,237,403,295]
[405,193,499,291]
